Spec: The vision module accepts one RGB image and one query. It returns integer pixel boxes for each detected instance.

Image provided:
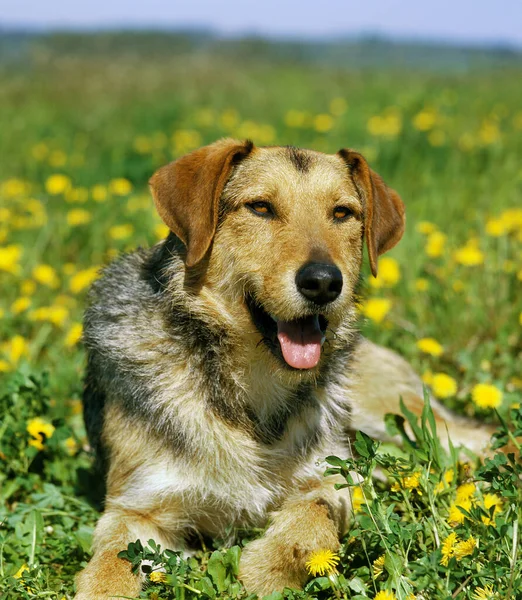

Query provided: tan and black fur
[76,139,494,598]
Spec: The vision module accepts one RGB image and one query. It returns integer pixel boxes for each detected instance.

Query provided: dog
[75,139,495,598]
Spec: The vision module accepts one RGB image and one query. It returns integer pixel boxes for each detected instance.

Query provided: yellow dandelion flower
[367,111,402,137]
[27,417,55,451]
[425,231,446,258]
[0,207,10,223]
[479,120,500,145]
[481,493,502,525]
[369,257,400,288]
[155,223,170,240]
[11,296,31,315]
[65,323,83,347]
[413,108,437,131]
[314,114,334,133]
[1,178,31,197]
[485,218,506,237]
[431,373,457,399]
[471,383,503,410]
[109,223,134,241]
[448,497,472,525]
[149,571,167,583]
[109,178,133,196]
[133,135,152,154]
[173,129,203,154]
[69,266,100,294]
[435,468,454,494]
[428,130,446,146]
[91,184,108,202]
[361,298,392,324]
[454,536,477,560]
[45,174,71,195]
[416,221,437,235]
[422,370,433,385]
[14,563,29,579]
[374,591,397,600]
[0,244,23,275]
[454,245,484,266]
[285,109,307,128]
[416,337,443,357]
[0,359,12,372]
[126,195,150,213]
[415,278,429,292]
[69,398,83,415]
[434,481,445,494]
[483,493,502,511]
[67,208,92,226]
[29,306,69,327]
[392,471,422,492]
[440,532,458,566]
[33,264,60,289]
[4,335,29,364]
[305,549,340,577]
[351,485,364,512]
[456,482,476,502]
[20,279,36,295]
[64,437,78,456]
[472,584,496,599]
[500,207,522,231]
[373,554,385,577]
[65,187,89,204]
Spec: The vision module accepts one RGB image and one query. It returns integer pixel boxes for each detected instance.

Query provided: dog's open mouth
[246,295,328,370]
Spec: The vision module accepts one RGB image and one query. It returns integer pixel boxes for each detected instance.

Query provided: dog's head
[150,138,404,373]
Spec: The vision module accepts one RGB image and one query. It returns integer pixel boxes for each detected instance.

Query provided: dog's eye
[246,201,274,217]
[333,206,354,221]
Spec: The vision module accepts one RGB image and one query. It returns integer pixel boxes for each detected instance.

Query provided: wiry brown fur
[76,140,495,599]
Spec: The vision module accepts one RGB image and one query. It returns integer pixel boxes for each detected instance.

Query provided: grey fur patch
[285,146,313,173]
[83,233,359,476]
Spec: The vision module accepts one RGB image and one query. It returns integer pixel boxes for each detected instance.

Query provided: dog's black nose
[295,262,343,305]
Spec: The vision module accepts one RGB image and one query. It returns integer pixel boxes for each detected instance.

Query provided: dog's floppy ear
[149,138,254,267]
[338,149,405,277]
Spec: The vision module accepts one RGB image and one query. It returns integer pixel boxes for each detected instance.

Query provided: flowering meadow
[0,35,521,599]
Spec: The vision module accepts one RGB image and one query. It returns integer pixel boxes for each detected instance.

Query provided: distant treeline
[1,29,521,71]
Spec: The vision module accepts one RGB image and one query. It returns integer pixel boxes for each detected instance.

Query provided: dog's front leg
[74,502,183,600]
[239,477,348,595]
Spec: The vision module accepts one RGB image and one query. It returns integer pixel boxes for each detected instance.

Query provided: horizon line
[1,24,522,52]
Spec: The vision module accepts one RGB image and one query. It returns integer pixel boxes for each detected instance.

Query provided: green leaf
[207,551,227,592]
[75,525,94,554]
[325,455,346,467]
[197,576,216,597]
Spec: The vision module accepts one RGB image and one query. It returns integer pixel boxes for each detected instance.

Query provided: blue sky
[2,0,522,47]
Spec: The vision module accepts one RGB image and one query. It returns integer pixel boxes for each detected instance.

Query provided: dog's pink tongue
[276,316,323,369]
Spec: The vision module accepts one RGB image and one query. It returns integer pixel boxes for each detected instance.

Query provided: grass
[0,35,521,599]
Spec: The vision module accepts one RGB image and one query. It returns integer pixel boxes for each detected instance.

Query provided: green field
[1,33,521,599]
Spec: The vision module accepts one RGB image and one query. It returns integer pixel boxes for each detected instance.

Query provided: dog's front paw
[74,550,142,600]
[239,536,307,595]
[239,499,341,595]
